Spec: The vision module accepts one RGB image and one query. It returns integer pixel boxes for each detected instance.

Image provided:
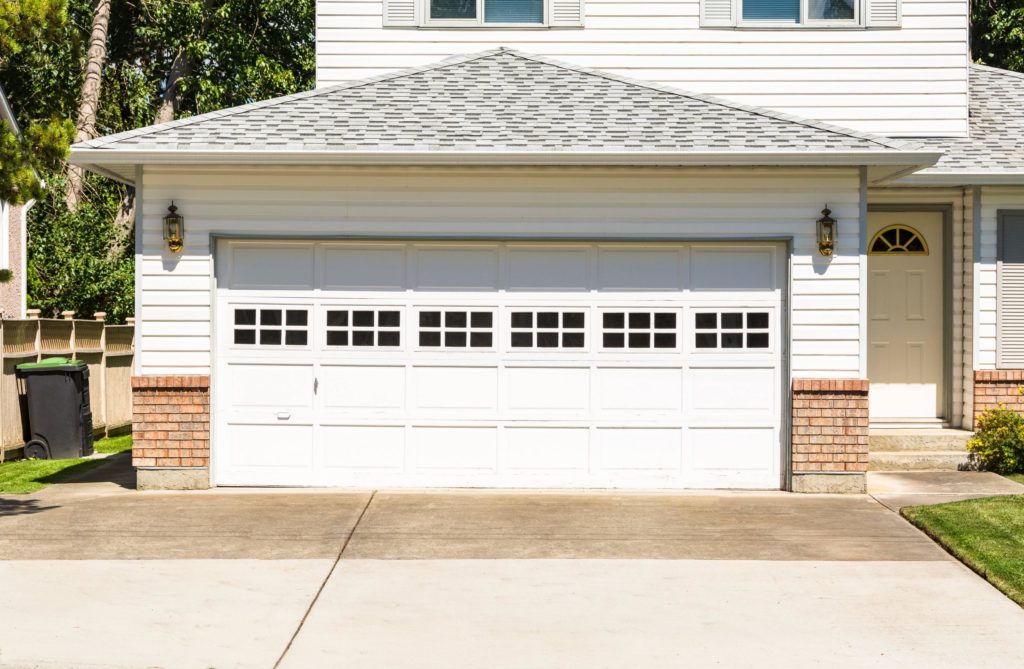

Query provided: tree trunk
[65,0,112,211]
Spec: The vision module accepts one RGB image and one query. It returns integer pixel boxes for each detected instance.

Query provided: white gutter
[69,148,941,169]
[894,172,1024,187]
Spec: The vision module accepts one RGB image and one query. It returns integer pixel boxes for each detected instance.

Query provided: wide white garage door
[214,240,785,489]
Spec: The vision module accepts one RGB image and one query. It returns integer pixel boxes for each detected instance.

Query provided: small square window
[420,311,441,328]
[470,332,492,348]
[537,312,559,329]
[722,332,744,348]
[353,330,374,346]
[654,333,676,349]
[285,330,308,346]
[562,332,585,348]
[286,310,307,326]
[445,312,467,328]
[722,313,744,329]
[696,333,717,349]
[445,331,467,347]
[629,332,651,348]
[747,332,770,348]
[261,310,282,326]
[379,311,401,327]
[378,331,401,347]
[537,332,559,348]
[696,313,717,329]
[234,329,256,345]
[420,331,442,347]
[604,332,625,348]
[629,313,651,329]
[353,311,374,327]
[562,312,585,329]
[511,332,533,348]
[471,312,493,328]
[327,331,349,347]
[512,312,533,328]
[260,330,282,345]
[747,312,769,329]
[604,313,625,329]
[235,309,256,326]
[654,313,676,329]
[328,311,348,327]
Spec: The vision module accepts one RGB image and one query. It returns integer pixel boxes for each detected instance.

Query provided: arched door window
[869,225,929,255]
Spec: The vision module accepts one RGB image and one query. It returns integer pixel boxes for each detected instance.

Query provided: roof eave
[894,171,1024,187]
[70,148,940,177]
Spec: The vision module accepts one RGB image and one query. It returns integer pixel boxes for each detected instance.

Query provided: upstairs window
[429,0,543,24]
[741,0,858,24]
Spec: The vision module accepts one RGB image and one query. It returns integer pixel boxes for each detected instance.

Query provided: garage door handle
[276,412,291,420]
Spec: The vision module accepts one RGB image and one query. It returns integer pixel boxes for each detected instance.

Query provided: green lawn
[0,436,132,494]
[1006,474,1024,486]
[903,495,1024,607]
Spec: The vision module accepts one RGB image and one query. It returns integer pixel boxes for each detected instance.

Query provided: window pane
[654,313,676,329]
[604,332,625,348]
[722,313,744,329]
[747,333,770,348]
[420,331,442,347]
[511,312,533,328]
[629,332,651,348]
[743,0,799,21]
[695,333,717,349]
[629,313,651,329]
[511,332,533,348]
[808,0,854,20]
[537,312,559,329]
[471,312,493,328]
[485,0,543,23]
[327,331,349,347]
[431,0,476,19]
[603,312,625,329]
[379,311,401,327]
[470,332,492,348]
[353,330,374,346]
[353,311,374,327]
[747,312,770,329]
[327,311,348,327]
[722,332,744,348]
[563,312,585,329]
[654,333,676,349]
[445,311,467,328]
[378,331,401,347]
[234,309,256,326]
[260,309,282,326]
[260,330,282,345]
[695,313,717,329]
[285,330,307,346]
[562,332,585,348]
[286,310,307,326]
[234,329,256,345]
[446,331,467,347]
[537,332,559,348]
[420,311,441,328]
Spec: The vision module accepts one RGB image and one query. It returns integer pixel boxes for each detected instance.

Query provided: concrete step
[869,428,972,452]
[868,450,970,472]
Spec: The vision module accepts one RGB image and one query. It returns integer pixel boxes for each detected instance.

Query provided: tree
[0,118,75,205]
[0,0,67,59]
[972,0,1024,72]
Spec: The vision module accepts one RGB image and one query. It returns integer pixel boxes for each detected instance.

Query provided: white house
[69,0,1024,493]
[0,85,30,319]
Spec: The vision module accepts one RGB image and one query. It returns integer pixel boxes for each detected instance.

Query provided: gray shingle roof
[914,65,1024,175]
[77,48,916,155]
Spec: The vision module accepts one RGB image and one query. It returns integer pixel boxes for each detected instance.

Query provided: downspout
[20,199,34,318]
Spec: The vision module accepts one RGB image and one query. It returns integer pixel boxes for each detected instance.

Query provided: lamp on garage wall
[817,206,836,256]
[163,202,184,253]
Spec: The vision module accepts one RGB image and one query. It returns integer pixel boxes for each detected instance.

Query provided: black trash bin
[16,357,94,459]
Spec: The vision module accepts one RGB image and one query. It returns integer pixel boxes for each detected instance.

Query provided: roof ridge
[79,49,509,150]
[498,48,914,151]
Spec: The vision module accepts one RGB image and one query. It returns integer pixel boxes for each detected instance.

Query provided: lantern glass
[816,207,836,256]
[163,203,184,252]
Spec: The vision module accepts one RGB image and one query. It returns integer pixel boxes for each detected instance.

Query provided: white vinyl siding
[997,209,1024,368]
[136,165,863,378]
[975,188,1024,371]
[317,0,968,137]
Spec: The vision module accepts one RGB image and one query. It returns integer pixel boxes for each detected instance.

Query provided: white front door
[867,211,945,423]
[213,240,786,489]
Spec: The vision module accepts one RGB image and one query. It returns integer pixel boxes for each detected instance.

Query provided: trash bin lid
[16,357,87,372]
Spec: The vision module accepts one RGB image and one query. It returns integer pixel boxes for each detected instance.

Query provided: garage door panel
[688,367,777,414]
[414,246,499,291]
[319,365,405,412]
[413,367,498,412]
[597,368,683,414]
[503,428,590,473]
[321,245,406,291]
[506,247,589,292]
[690,246,777,292]
[228,244,315,290]
[217,423,314,485]
[595,429,683,473]
[320,425,405,470]
[505,367,590,414]
[410,427,498,472]
[689,428,778,488]
[597,248,684,291]
[226,363,314,411]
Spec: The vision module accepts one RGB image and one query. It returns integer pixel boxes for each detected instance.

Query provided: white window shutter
[998,213,1024,368]
[866,0,901,28]
[383,0,418,26]
[550,0,585,27]
[701,0,736,27]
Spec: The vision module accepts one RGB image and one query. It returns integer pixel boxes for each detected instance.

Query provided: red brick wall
[974,371,1024,424]
[132,376,210,468]
[792,379,870,474]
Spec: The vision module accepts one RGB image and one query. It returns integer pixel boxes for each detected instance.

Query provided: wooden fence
[0,310,135,461]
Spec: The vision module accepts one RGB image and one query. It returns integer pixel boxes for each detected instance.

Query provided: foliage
[967,403,1024,474]
[0,0,67,60]
[972,0,1024,72]
[0,0,315,321]
[0,117,75,205]
[903,496,1024,607]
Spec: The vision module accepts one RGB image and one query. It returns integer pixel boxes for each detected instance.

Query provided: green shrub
[967,405,1024,474]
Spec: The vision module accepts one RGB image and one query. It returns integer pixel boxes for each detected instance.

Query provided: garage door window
[601,311,679,350]
[510,311,586,349]
[694,311,770,350]
[325,308,401,348]
[233,308,309,346]
[418,309,495,349]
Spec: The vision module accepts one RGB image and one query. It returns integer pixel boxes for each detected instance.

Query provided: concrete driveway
[0,461,1022,668]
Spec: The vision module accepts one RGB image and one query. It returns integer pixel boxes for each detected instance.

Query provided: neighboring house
[69,0,1024,493]
[0,85,29,319]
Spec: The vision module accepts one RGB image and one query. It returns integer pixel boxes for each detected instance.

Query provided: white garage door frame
[209,235,793,490]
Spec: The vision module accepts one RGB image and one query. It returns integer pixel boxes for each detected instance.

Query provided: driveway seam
[273,490,377,669]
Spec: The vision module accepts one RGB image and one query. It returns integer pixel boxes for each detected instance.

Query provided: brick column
[974,371,1024,426]
[132,375,210,490]
[791,379,869,493]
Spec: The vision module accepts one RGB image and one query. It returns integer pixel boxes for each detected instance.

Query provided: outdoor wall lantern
[817,206,836,256]
[163,202,184,253]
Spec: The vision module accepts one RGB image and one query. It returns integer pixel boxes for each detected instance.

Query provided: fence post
[95,313,108,436]
[26,309,40,362]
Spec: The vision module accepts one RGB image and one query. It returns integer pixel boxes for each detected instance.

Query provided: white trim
[896,173,1024,187]
[19,199,31,318]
